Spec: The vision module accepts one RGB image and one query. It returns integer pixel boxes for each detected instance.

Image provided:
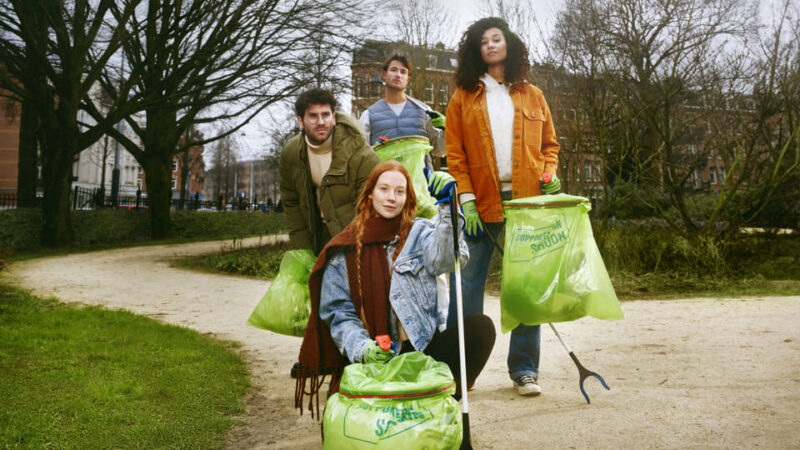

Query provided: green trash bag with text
[374,136,436,218]
[247,249,315,337]
[323,352,461,449]
[500,194,623,333]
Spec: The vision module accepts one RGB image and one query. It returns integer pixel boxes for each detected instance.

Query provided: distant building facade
[0,92,21,193]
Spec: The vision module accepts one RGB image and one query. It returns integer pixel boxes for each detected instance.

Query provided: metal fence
[70,186,149,210]
[0,192,18,209]
[1,188,268,212]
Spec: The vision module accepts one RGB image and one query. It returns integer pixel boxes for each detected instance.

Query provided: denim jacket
[319,203,468,363]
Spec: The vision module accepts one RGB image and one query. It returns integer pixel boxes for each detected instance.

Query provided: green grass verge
[173,240,290,280]
[9,233,281,263]
[173,231,800,300]
[0,285,249,449]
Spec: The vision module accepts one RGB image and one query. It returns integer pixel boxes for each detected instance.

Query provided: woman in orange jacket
[445,17,561,396]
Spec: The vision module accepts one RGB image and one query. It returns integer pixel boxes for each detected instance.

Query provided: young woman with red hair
[295,160,495,415]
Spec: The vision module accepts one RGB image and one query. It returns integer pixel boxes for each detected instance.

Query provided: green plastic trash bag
[323,352,462,449]
[247,249,315,337]
[374,136,436,218]
[500,194,623,333]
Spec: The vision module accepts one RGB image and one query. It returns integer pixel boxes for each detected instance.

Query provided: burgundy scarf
[295,214,402,418]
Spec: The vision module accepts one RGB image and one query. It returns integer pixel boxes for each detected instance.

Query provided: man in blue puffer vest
[359,53,446,169]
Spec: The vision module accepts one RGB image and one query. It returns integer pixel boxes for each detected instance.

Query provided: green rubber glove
[428,110,445,129]
[363,340,394,364]
[426,170,455,201]
[461,200,485,239]
[540,172,561,194]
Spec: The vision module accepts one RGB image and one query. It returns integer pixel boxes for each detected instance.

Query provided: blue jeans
[448,222,541,381]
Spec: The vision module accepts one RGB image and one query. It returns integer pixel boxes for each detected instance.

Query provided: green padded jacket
[279,112,380,254]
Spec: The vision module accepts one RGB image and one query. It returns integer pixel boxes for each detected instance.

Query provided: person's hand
[424,169,455,201]
[461,200,485,239]
[363,340,394,364]
[540,172,561,194]
[427,110,445,129]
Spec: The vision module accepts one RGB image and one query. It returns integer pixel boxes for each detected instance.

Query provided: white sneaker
[513,375,542,396]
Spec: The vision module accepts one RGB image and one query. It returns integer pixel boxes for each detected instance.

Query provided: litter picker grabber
[547,323,610,404]
[449,184,474,450]
[484,226,610,404]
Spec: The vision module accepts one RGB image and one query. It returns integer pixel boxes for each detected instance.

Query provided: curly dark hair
[455,17,530,91]
[294,88,338,117]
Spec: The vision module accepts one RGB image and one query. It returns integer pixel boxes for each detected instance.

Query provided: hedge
[0,209,286,251]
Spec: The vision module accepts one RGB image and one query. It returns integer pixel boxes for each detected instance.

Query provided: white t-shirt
[481,73,514,191]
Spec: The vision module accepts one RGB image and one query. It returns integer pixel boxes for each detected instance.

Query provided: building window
[709,167,717,184]
[688,144,698,155]
[369,81,381,98]
[171,160,178,172]
[438,83,448,104]
[594,163,601,181]
[718,167,725,183]
[358,79,368,98]
[427,54,438,69]
[171,176,177,189]
[424,81,434,103]
[584,161,591,181]
[693,169,702,189]
[137,178,143,189]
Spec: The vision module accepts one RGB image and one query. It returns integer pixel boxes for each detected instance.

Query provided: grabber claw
[570,351,610,404]
[548,323,610,404]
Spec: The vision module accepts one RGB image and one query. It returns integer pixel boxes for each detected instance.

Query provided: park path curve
[2,238,799,449]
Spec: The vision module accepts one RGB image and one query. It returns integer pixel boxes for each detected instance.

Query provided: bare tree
[0,0,139,246]
[388,0,456,49]
[84,0,373,238]
[548,0,796,237]
[703,0,800,230]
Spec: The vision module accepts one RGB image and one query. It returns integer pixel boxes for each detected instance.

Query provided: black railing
[70,186,148,210]
[2,188,277,212]
[0,192,17,209]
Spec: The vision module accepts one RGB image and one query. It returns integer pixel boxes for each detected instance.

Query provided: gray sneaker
[513,375,542,396]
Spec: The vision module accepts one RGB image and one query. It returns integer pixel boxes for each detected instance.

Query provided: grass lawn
[0,285,249,449]
[173,240,289,280]
[179,241,800,300]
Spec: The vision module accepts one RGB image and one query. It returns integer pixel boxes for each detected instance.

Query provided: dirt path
[3,238,799,449]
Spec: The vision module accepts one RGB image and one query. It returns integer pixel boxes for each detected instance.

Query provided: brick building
[0,92,20,194]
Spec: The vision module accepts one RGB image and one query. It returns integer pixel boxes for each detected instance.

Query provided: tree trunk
[142,106,180,239]
[143,152,174,239]
[17,101,39,208]
[38,135,75,247]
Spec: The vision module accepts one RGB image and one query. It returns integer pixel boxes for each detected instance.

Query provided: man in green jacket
[280,88,380,255]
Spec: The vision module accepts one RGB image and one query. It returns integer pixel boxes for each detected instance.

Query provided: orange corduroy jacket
[445,80,560,223]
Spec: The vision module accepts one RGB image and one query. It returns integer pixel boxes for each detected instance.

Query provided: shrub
[202,241,288,279]
[0,208,41,250]
[592,220,799,278]
[0,209,286,251]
